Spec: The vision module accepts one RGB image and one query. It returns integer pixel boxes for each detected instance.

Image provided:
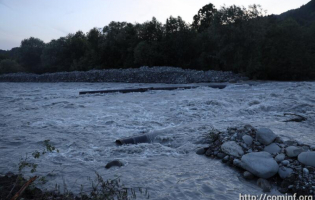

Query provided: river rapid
[0,82,314,199]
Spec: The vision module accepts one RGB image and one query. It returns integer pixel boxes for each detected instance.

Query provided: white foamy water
[0,81,314,199]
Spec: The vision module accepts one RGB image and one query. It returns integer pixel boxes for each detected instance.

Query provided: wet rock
[263,143,281,155]
[286,146,303,157]
[242,135,253,146]
[221,141,244,158]
[105,160,124,169]
[298,152,315,167]
[196,148,207,155]
[310,145,315,151]
[256,128,277,145]
[241,152,279,179]
[275,154,285,162]
[257,178,272,192]
[243,171,254,180]
[278,166,294,179]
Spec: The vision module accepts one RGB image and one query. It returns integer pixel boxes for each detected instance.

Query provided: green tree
[192,3,217,32]
[19,37,45,73]
[0,59,24,74]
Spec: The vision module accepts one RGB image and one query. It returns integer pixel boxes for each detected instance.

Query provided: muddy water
[0,82,314,199]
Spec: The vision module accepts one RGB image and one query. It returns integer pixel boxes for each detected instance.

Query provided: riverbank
[0,67,247,83]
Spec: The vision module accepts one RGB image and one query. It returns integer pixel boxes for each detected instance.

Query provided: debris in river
[283,113,307,122]
[79,84,227,95]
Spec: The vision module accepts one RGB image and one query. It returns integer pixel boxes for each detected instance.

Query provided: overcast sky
[0,0,310,50]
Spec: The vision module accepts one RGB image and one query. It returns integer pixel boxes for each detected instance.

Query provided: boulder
[263,143,281,155]
[241,152,279,179]
[286,146,303,157]
[278,166,293,179]
[221,141,244,158]
[256,128,277,145]
[242,135,253,146]
[298,152,315,167]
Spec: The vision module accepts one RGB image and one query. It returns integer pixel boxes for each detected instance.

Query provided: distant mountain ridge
[279,0,315,24]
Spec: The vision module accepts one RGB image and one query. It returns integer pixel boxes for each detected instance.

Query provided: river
[0,82,314,199]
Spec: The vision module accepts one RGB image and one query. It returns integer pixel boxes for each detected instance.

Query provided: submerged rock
[257,178,272,192]
[196,148,207,155]
[243,171,254,180]
[298,152,315,167]
[241,152,279,179]
[105,160,124,169]
[221,141,244,158]
[256,128,277,145]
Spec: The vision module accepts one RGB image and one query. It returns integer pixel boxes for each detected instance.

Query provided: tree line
[0,2,315,80]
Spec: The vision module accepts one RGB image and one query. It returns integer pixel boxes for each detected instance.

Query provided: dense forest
[0,1,315,80]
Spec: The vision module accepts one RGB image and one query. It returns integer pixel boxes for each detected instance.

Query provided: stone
[105,160,124,169]
[286,146,303,157]
[310,145,315,151]
[243,171,254,180]
[275,154,285,162]
[256,128,277,145]
[281,160,290,166]
[241,152,279,179]
[278,166,294,179]
[242,135,253,146]
[196,148,206,155]
[298,152,315,167]
[264,143,281,155]
[221,141,244,158]
[222,155,230,163]
[233,159,243,168]
[216,152,226,159]
[257,178,272,192]
[284,140,298,146]
[303,168,309,177]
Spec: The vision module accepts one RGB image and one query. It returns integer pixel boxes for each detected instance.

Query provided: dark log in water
[79,84,226,95]
[116,135,150,145]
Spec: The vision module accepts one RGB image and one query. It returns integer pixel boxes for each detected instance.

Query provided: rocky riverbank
[0,67,247,83]
[198,125,315,197]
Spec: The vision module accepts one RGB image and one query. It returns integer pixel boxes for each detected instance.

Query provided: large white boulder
[241,152,279,179]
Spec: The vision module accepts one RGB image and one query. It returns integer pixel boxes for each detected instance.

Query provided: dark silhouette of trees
[1,0,315,80]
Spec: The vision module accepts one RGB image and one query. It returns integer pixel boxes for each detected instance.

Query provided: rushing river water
[0,82,315,199]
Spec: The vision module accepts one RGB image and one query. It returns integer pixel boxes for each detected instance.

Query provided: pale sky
[0,0,310,50]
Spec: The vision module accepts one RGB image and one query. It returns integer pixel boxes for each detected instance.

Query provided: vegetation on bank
[0,140,148,200]
[0,1,315,80]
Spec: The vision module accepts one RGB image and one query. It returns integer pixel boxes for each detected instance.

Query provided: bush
[0,59,25,74]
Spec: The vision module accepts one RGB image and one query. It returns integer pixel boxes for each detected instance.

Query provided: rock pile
[0,66,247,83]
[198,125,315,197]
